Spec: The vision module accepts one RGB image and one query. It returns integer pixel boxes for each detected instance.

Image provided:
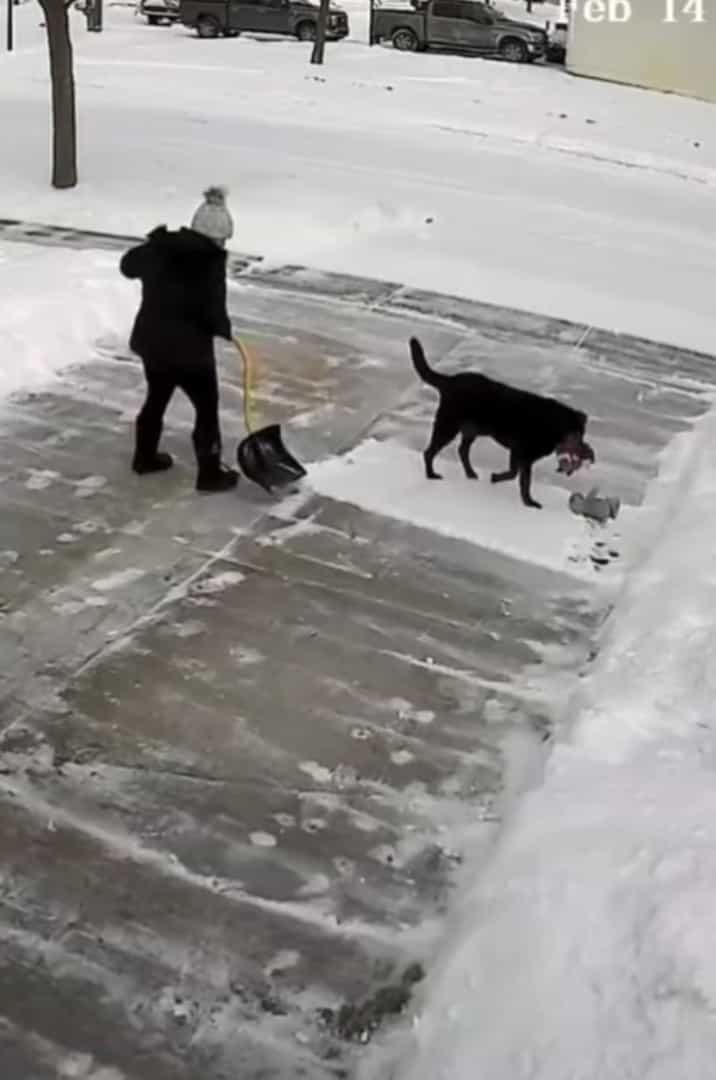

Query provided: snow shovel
[233,336,307,494]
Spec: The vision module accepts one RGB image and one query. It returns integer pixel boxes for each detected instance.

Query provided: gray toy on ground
[569,487,620,524]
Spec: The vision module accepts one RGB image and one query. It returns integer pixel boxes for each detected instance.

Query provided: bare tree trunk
[38,0,78,188]
[310,0,330,64]
[6,0,14,53]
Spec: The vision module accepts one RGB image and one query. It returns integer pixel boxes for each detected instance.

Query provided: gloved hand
[217,315,232,341]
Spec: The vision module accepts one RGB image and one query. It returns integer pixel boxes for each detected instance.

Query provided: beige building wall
[567,0,716,103]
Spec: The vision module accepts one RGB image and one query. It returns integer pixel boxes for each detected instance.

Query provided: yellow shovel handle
[233,335,257,434]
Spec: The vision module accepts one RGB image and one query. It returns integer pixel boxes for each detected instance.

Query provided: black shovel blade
[237,423,307,493]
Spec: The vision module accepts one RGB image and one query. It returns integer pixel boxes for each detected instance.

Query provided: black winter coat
[120,226,232,363]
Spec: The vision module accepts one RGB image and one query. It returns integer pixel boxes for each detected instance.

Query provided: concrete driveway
[1,239,714,1078]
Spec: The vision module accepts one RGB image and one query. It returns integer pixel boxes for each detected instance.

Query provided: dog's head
[556,429,595,476]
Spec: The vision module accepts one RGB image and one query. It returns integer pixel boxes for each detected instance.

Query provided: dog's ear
[576,410,588,433]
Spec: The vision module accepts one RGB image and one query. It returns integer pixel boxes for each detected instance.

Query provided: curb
[2,217,714,381]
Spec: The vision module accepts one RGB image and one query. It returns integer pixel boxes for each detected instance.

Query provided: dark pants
[136,355,222,465]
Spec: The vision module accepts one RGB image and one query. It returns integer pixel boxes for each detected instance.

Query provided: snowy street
[3,2,716,1078]
[3,3,716,351]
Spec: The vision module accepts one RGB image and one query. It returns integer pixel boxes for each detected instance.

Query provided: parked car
[137,0,179,24]
[178,0,349,40]
[372,0,547,62]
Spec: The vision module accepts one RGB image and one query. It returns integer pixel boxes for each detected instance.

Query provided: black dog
[410,337,594,509]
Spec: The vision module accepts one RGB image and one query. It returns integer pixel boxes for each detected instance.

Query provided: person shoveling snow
[120,186,239,493]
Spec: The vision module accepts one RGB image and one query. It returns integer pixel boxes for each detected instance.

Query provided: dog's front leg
[518,463,541,509]
[424,448,442,480]
[458,431,478,480]
[423,410,460,480]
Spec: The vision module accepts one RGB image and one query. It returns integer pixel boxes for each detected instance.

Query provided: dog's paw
[426,473,443,481]
[526,500,542,510]
[465,471,479,481]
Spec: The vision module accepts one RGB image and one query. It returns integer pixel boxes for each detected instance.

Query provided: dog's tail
[410,337,445,389]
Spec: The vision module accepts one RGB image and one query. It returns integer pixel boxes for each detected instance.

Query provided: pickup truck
[179,0,349,40]
[371,0,547,62]
[137,0,179,24]
[546,16,567,62]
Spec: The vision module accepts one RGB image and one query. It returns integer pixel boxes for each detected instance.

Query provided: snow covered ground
[3,2,716,355]
[4,5,716,1079]
[309,437,627,580]
[0,241,134,399]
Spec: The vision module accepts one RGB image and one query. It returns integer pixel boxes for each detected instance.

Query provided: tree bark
[310,0,330,64]
[6,0,14,53]
[38,0,78,188]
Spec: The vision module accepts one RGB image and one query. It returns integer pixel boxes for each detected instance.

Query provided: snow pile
[0,242,136,401]
[379,402,716,1080]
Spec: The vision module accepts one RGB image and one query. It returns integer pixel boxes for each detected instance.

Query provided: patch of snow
[191,569,246,594]
[254,515,323,547]
[0,242,135,402]
[52,595,109,616]
[25,468,60,490]
[58,1057,125,1080]
[297,872,333,896]
[309,437,623,578]
[229,644,265,664]
[263,948,301,976]
[298,760,334,784]
[93,547,123,562]
[91,567,145,592]
[74,474,108,497]
[249,830,277,848]
[273,812,296,829]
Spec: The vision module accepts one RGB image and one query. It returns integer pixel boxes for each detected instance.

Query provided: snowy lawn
[2,3,716,351]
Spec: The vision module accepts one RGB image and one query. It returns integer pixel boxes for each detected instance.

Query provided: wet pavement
[1,230,715,1079]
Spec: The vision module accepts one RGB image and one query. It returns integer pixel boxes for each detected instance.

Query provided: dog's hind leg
[491,449,518,485]
[424,406,461,480]
[458,426,479,480]
[518,462,541,509]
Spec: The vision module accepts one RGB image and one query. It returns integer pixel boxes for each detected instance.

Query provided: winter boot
[196,455,239,493]
[132,451,174,475]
